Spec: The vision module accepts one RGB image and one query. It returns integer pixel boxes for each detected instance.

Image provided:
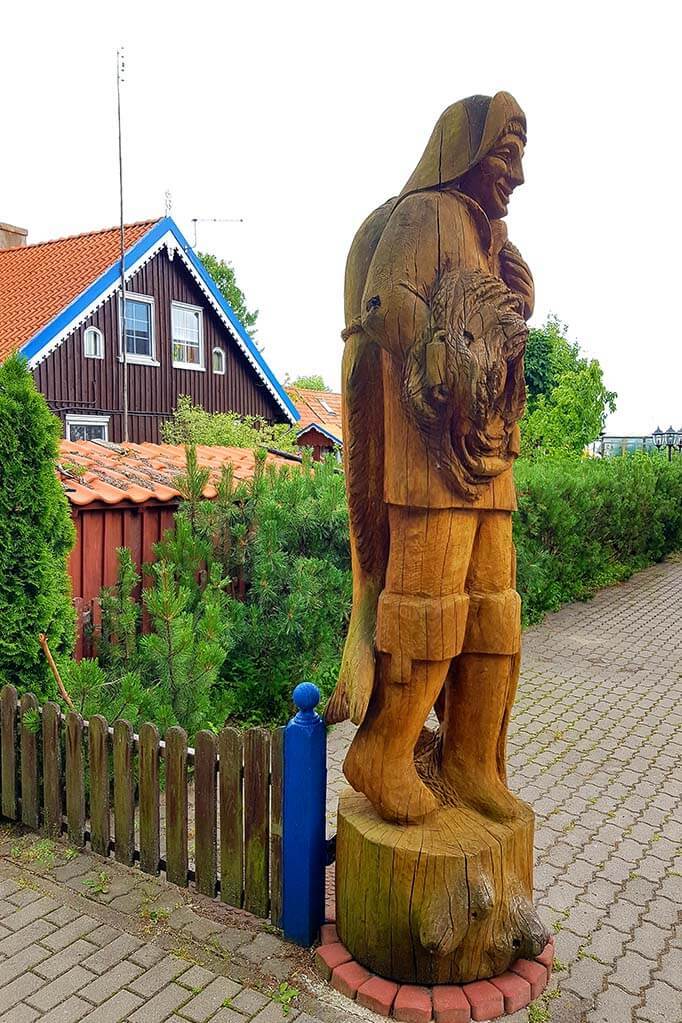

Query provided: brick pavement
[1,558,680,1023]
[327,556,682,1022]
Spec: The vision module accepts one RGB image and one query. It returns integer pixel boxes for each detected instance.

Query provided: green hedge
[514,453,682,625]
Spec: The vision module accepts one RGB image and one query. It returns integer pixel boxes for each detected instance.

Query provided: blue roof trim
[20,219,170,364]
[20,216,298,423]
[168,219,299,422]
[297,421,343,446]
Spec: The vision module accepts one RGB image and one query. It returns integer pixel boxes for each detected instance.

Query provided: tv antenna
[191,217,244,249]
[116,45,129,443]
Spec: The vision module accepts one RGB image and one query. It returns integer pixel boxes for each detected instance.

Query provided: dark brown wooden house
[0,217,298,441]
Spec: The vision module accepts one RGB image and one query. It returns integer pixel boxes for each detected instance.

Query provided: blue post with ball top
[281,682,327,946]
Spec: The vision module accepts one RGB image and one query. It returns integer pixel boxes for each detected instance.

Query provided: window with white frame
[212,347,225,374]
[124,295,155,360]
[84,326,104,359]
[171,302,204,368]
[65,415,110,442]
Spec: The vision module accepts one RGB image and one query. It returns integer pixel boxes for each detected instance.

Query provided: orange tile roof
[288,387,343,442]
[57,440,296,508]
[0,220,159,361]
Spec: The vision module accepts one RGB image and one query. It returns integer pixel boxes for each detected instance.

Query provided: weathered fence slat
[65,712,85,846]
[270,726,284,928]
[114,719,135,865]
[244,727,270,918]
[195,731,217,897]
[219,727,243,907]
[1,685,18,820]
[139,722,160,875]
[42,702,62,836]
[20,693,39,829]
[165,726,188,886]
[89,715,110,857]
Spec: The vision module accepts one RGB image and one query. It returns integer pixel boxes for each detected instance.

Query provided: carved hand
[499,241,534,320]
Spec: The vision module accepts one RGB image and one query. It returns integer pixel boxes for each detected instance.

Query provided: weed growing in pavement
[270,982,299,1016]
[82,871,110,895]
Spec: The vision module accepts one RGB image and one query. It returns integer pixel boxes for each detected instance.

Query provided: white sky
[2,0,680,434]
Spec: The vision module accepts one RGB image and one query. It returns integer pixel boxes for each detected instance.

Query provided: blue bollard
[281,682,327,946]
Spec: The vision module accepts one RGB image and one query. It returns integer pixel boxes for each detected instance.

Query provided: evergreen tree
[0,356,75,699]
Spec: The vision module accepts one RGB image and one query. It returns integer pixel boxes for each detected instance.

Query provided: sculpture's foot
[442,764,524,823]
[343,732,438,823]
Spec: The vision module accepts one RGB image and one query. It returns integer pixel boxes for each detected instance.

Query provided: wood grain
[42,702,62,836]
[113,719,135,865]
[0,685,17,820]
[139,722,160,875]
[243,727,270,918]
[65,712,85,846]
[165,726,188,887]
[194,730,217,897]
[219,726,243,908]
[269,726,284,928]
[87,715,110,856]
[20,693,39,829]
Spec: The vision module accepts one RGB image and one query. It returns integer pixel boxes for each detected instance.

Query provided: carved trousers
[376,506,521,684]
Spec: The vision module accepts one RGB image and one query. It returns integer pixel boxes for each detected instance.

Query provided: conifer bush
[0,356,75,699]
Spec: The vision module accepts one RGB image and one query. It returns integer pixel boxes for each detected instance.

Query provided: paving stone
[79,989,145,1022]
[127,982,191,1022]
[42,915,99,951]
[80,932,144,974]
[0,943,49,984]
[7,888,46,907]
[36,996,92,1023]
[180,976,243,1021]
[0,973,46,1016]
[208,1009,251,1023]
[231,989,270,1015]
[250,1003,300,1023]
[0,1006,40,1023]
[82,923,120,947]
[176,964,215,990]
[639,979,682,1021]
[129,942,167,968]
[78,959,144,1004]
[586,984,641,1022]
[34,938,99,979]
[0,895,59,931]
[626,920,670,960]
[43,905,81,926]
[128,954,190,995]
[27,965,96,1010]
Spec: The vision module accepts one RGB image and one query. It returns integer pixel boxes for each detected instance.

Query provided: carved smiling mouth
[496,181,512,205]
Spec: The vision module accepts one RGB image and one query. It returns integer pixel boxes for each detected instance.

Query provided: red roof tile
[57,440,296,508]
[0,220,159,361]
[288,388,343,442]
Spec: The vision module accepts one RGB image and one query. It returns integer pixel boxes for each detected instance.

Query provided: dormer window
[212,347,225,375]
[84,326,104,359]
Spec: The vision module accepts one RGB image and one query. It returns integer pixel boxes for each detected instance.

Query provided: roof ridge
[0,218,161,255]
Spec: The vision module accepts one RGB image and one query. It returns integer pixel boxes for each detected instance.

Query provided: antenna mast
[117,47,129,443]
[191,217,244,249]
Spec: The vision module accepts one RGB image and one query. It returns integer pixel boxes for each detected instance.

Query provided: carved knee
[462,589,521,654]
[376,591,470,683]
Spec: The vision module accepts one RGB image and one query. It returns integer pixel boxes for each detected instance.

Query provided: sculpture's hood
[399,91,526,199]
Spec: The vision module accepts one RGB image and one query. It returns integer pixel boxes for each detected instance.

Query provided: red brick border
[315,920,555,1021]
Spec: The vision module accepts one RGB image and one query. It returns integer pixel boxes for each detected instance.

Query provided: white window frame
[212,346,226,375]
[65,414,110,442]
[171,301,205,371]
[84,326,104,360]
[121,293,158,365]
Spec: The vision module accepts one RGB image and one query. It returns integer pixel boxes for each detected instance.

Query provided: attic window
[84,327,103,359]
[212,347,225,375]
[65,414,110,442]
[320,399,336,416]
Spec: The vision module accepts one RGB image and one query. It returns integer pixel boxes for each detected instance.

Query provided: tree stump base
[336,787,549,985]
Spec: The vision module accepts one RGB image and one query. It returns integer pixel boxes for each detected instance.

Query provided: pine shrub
[0,356,75,699]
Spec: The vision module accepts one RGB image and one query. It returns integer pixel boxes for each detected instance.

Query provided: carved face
[460,132,525,219]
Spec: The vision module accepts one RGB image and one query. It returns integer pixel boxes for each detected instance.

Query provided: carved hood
[399,91,526,200]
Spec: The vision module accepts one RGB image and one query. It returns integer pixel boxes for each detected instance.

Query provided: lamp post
[653,425,681,461]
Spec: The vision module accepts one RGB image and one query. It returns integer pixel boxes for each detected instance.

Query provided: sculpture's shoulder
[389,189,490,266]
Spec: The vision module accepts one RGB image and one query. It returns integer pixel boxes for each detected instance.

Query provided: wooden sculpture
[327,92,549,984]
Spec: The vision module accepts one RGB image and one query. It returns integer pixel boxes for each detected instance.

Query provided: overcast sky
[2,1,679,434]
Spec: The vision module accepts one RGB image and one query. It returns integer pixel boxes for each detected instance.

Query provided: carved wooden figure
[327,92,549,984]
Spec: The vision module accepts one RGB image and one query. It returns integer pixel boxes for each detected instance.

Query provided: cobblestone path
[0,558,680,1023]
[327,557,682,1021]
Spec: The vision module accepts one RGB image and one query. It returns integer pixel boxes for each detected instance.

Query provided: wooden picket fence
[0,684,284,925]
